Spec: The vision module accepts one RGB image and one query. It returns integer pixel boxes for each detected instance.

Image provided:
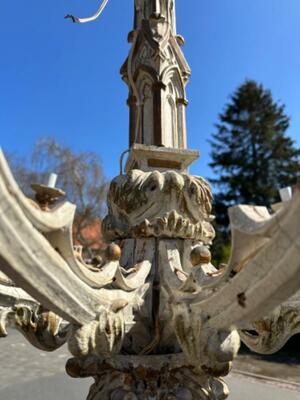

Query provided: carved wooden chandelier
[0,1,299,399]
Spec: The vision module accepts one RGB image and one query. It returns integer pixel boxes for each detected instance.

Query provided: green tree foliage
[209,80,300,264]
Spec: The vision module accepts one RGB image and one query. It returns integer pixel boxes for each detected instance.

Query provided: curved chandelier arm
[239,296,300,355]
[65,0,110,24]
[190,185,300,331]
[0,280,69,351]
[0,151,152,358]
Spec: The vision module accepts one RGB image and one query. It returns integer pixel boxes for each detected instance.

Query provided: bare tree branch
[5,138,108,258]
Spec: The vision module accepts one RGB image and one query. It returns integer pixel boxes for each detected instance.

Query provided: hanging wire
[65,0,110,23]
[65,0,143,175]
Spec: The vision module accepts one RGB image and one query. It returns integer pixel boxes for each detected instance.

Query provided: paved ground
[234,343,300,384]
[228,376,299,400]
[0,330,299,400]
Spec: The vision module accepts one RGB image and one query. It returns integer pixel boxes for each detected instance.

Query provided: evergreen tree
[209,80,300,264]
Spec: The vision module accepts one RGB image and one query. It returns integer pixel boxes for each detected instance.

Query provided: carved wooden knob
[190,245,212,266]
[105,243,121,261]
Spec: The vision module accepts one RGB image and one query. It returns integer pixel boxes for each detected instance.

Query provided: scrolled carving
[0,303,68,351]
[103,170,215,243]
[240,299,300,354]
[1,1,300,399]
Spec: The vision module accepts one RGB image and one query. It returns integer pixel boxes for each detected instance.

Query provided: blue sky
[0,0,299,185]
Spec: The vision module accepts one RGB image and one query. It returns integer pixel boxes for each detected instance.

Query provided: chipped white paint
[0,0,300,399]
[103,169,215,243]
[1,148,299,398]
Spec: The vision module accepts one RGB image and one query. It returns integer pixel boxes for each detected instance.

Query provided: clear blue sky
[1,0,300,185]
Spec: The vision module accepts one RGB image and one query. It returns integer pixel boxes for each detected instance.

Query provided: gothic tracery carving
[1,2,300,399]
[123,0,191,149]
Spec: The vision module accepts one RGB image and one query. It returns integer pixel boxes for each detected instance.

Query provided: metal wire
[65,0,142,175]
[65,0,110,24]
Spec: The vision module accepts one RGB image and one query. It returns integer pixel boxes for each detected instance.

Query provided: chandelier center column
[122,0,199,173]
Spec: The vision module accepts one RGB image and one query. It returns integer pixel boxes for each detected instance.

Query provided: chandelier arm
[239,297,300,355]
[190,187,300,331]
[0,151,153,358]
[0,281,70,351]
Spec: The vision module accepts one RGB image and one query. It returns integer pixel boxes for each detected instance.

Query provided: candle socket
[31,183,65,210]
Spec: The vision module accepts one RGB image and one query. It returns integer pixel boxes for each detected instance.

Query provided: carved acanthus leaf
[66,354,230,400]
[103,170,215,242]
[68,305,126,358]
[171,303,240,377]
[155,187,300,365]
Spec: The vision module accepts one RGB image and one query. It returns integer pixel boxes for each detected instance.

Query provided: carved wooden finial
[123,0,191,151]
[123,1,200,173]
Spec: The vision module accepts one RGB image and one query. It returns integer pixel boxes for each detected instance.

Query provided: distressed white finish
[0,276,68,351]
[0,1,300,399]
[240,291,300,355]
[67,354,230,400]
[0,149,150,358]
[125,144,199,173]
[103,169,214,243]
[194,195,300,329]
[123,0,190,150]
[0,151,300,398]
[121,0,199,174]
